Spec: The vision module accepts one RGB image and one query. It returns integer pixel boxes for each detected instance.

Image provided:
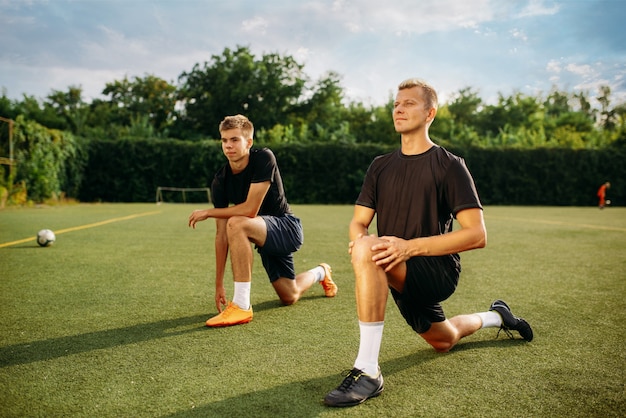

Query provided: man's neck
[400,132,435,155]
[229,155,250,174]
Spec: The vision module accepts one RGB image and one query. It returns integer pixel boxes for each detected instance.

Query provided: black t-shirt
[211,148,291,216]
[356,146,482,240]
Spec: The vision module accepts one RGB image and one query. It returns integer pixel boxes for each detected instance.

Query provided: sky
[1,0,625,108]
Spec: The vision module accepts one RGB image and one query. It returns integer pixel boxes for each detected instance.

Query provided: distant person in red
[597,182,611,209]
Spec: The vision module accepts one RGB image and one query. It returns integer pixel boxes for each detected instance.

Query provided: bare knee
[277,289,299,305]
[350,236,379,266]
[429,340,454,353]
[421,321,460,353]
[272,279,299,306]
[226,216,248,234]
[279,296,297,306]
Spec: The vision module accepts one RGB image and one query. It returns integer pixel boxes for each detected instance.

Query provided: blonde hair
[398,78,438,110]
[219,114,254,138]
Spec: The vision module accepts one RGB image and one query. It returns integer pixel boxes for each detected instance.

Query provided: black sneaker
[324,368,384,407]
[489,299,533,342]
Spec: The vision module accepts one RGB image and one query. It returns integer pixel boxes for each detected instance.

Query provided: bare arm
[348,205,376,253]
[373,207,487,271]
[213,218,228,312]
[188,181,271,228]
[349,205,376,240]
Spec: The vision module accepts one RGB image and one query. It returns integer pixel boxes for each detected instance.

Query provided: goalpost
[156,186,211,204]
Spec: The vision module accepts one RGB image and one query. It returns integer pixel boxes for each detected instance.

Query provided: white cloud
[294,47,311,62]
[304,0,496,35]
[242,16,269,35]
[549,75,560,84]
[0,63,119,100]
[565,63,595,77]
[516,0,560,18]
[543,59,626,102]
[0,0,624,109]
[546,59,562,74]
[510,28,528,42]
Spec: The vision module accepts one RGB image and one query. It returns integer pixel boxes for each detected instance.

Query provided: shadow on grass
[0,298,329,369]
[163,338,529,417]
[0,314,209,368]
[161,352,428,418]
[452,336,529,352]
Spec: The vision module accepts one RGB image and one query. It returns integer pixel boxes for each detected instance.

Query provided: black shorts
[390,254,460,334]
[257,214,304,282]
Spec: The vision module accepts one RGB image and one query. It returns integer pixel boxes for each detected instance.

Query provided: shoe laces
[496,325,515,339]
[221,303,237,318]
[336,369,364,392]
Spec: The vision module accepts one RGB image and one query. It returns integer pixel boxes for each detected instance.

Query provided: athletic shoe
[319,263,338,297]
[205,302,253,327]
[489,299,533,342]
[324,368,384,407]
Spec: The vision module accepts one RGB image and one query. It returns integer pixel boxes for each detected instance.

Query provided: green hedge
[463,147,624,206]
[79,139,223,202]
[78,139,625,206]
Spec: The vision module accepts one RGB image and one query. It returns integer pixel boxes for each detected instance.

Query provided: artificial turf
[1,203,624,417]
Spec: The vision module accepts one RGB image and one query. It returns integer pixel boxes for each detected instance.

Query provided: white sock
[308,266,326,283]
[476,311,502,328]
[353,321,384,376]
[232,281,251,310]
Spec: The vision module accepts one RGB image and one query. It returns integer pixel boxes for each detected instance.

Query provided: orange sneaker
[319,263,337,297]
[205,302,253,327]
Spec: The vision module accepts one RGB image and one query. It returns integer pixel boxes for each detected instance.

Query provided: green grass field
[1,203,624,417]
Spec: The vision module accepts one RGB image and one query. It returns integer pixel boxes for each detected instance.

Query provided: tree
[344,99,395,144]
[46,86,89,135]
[597,85,617,130]
[102,74,177,136]
[291,71,357,142]
[12,94,65,131]
[542,89,595,146]
[544,89,570,118]
[448,87,482,127]
[13,116,84,202]
[434,87,481,146]
[175,46,307,138]
[0,89,15,120]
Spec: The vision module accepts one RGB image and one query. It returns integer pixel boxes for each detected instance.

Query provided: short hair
[219,114,254,138]
[398,78,438,110]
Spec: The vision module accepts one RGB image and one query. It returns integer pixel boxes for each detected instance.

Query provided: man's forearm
[214,234,228,288]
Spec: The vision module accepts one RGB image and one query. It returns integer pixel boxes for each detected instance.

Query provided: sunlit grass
[1,204,624,417]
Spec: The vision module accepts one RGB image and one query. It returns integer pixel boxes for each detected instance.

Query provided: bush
[9,116,85,203]
[76,139,626,206]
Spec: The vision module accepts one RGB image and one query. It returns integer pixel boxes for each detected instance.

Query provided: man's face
[392,87,432,134]
[220,128,252,164]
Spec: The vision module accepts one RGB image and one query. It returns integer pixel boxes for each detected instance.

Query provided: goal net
[156,186,211,204]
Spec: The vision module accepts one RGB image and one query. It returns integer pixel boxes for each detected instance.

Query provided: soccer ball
[605,200,611,205]
[37,229,56,247]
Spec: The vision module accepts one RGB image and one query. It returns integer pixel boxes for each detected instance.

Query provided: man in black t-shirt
[324,79,533,407]
[189,115,337,327]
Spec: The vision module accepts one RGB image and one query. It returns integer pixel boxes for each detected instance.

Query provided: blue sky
[1,0,625,107]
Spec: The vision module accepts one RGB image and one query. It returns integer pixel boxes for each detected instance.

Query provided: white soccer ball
[605,199,611,205]
[37,229,56,247]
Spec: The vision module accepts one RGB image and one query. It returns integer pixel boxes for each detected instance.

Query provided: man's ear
[427,107,437,123]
